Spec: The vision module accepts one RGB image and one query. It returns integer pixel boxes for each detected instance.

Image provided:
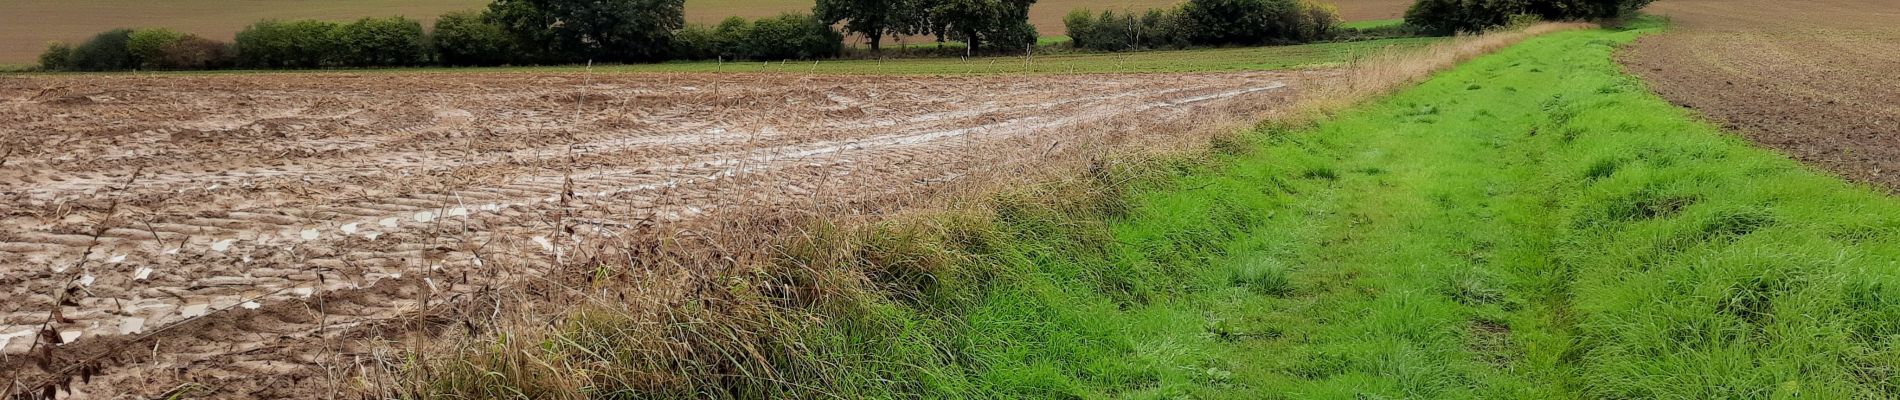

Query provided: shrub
[68,29,137,71]
[434,10,517,66]
[1068,0,1319,52]
[1077,9,1131,50]
[744,13,843,60]
[1404,0,1506,35]
[127,28,187,69]
[38,42,73,71]
[1138,8,1190,49]
[333,16,429,67]
[985,20,1039,52]
[1181,0,1333,45]
[1069,8,1188,51]
[1062,9,1094,48]
[1406,0,1653,35]
[670,24,718,60]
[487,0,686,63]
[236,19,342,68]
[155,35,236,70]
[712,16,754,60]
[1293,0,1341,41]
[42,28,233,71]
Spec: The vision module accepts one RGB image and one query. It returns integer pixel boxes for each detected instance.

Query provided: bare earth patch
[1620,0,1900,189]
[0,70,1320,397]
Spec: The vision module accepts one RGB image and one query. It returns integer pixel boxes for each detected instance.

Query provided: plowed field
[1620,0,1900,189]
[0,70,1317,397]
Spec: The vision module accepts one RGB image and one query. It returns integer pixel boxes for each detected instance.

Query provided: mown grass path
[806,21,1900,399]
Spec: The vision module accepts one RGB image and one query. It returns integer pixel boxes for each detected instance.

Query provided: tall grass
[386,22,1612,398]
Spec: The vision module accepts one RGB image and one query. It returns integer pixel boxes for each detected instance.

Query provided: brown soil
[1620,0,1900,188]
[0,70,1321,398]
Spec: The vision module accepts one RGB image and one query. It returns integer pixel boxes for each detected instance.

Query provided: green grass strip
[1341,18,1404,30]
[800,19,1900,399]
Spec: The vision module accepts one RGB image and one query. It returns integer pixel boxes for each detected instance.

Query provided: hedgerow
[433,10,517,66]
[1405,0,1654,35]
[1064,0,1339,52]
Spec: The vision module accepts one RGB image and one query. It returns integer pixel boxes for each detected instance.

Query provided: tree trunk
[870,31,883,52]
[964,28,980,56]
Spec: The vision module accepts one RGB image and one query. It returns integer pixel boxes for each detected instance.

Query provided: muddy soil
[0,70,1318,398]
[1621,0,1900,188]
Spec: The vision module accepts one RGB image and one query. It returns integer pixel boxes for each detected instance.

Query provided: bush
[1078,10,1130,50]
[236,19,341,68]
[744,13,843,60]
[38,42,73,71]
[156,35,235,70]
[1069,8,1187,51]
[1405,0,1654,35]
[127,28,187,69]
[43,28,232,71]
[712,16,754,60]
[985,20,1039,52]
[434,10,517,66]
[487,0,686,63]
[333,16,429,67]
[68,29,138,71]
[1404,0,1508,35]
[1138,8,1190,49]
[1180,0,1333,45]
[1062,10,1094,48]
[670,24,718,60]
[1068,0,1321,52]
[1293,0,1341,40]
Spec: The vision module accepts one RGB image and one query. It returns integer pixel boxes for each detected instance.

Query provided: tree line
[37,0,1044,71]
[35,0,1656,71]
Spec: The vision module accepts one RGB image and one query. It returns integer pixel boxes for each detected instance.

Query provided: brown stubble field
[1619,0,1900,189]
[0,70,1319,397]
[0,0,1413,64]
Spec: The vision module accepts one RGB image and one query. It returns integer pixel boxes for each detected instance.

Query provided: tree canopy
[815,0,907,51]
[488,0,686,63]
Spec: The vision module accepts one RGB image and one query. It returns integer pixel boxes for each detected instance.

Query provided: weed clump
[1231,256,1295,297]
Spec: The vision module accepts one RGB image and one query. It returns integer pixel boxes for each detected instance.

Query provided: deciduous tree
[815,0,907,51]
[488,0,686,62]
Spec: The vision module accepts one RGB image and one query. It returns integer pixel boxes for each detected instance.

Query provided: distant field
[0,0,1411,64]
[1621,0,1900,191]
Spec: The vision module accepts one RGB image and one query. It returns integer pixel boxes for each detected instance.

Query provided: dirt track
[0,70,1315,397]
[1621,0,1900,188]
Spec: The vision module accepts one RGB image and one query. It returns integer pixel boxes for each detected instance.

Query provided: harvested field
[0,70,1318,397]
[1620,0,1900,189]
